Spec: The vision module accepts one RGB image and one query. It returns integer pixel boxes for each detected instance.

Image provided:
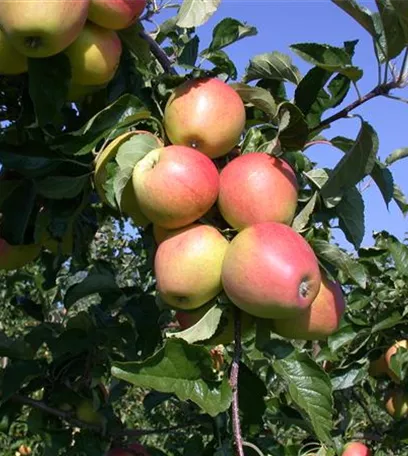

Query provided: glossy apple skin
[385,388,408,419]
[0,238,41,271]
[271,271,345,340]
[88,0,146,30]
[132,146,220,229]
[385,339,408,383]
[342,442,371,456]
[164,78,246,159]
[221,222,321,319]
[154,224,229,310]
[218,153,298,230]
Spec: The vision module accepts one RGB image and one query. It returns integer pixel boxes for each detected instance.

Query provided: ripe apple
[0,238,41,271]
[384,339,408,383]
[0,0,89,58]
[217,153,298,230]
[88,0,146,30]
[175,303,254,345]
[94,130,163,226]
[152,224,171,245]
[18,445,31,456]
[221,222,321,319]
[65,22,122,86]
[385,388,408,419]
[163,77,246,159]
[0,29,27,75]
[132,145,220,229]
[75,398,103,425]
[154,224,229,310]
[270,270,346,340]
[341,442,371,456]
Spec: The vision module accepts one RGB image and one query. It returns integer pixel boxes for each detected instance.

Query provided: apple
[154,224,229,310]
[175,303,254,345]
[153,225,171,245]
[0,29,27,75]
[385,388,408,419]
[65,22,122,86]
[88,0,146,30]
[18,445,31,456]
[163,77,246,159]
[94,130,163,226]
[75,398,103,425]
[270,270,346,340]
[107,443,149,456]
[217,153,298,230]
[132,145,220,229]
[0,0,89,58]
[221,222,321,319]
[66,83,102,102]
[384,339,408,383]
[368,354,388,378]
[0,238,41,271]
[341,442,371,456]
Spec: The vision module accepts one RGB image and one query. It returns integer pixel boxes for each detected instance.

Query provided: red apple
[128,442,150,455]
[342,442,371,456]
[270,270,346,340]
[132,145,220,229]
[218,153,298,230]
[384,339,408,383]
[88,0,146,30]
[163,78,246,159]
[221,222,321,319]
[154,224,229,310]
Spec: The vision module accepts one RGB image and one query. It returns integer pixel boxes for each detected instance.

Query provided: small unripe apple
[132,145,220,229]
[218,153,298,230]
[221,222,321,319]
[385,388,408,419]
[155,224,229,310]
[88,0,146,30]
[341,441,371,456]
[384,339,408,383]
[76,399,103,425]
[163,77,246,159]
[0,29,27,75]
[0,238,41,271]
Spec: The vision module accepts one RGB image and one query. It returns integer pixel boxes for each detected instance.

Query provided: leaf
[331,365,366,390]
[28,54,71,126]
[305,168,330,189]
[2,360,45,400]
[328,324,359,352]
[393,184,408,215]
[331,0,377,36]
[111,339,232,417]
[375,0,407,59]
[273,350,333,443]
[176,0,221,28]
[371,312,404,332]
[178,35,200,67]
[321,121,379,198]
[311,239,367,288]
[203,50,238,79]
[243,52,302,85]
[230,83,277,120]
[118,22,152,64]
[370,161,394,206]
[292,192,318,232]
[336,186,365,249]
[238,363,267,427]
[388,240,408,276]
[391,0,408,43]
[385,147,408,166]
[290,43,363,81]
[295,67,331,116]
[276,102,309,151]
[207,18,257,51]
[35,175,89,200]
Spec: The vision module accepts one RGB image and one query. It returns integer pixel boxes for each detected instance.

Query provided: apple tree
[0,0,408,455]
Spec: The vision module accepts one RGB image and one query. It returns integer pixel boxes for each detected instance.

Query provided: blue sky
[159,0,408,250]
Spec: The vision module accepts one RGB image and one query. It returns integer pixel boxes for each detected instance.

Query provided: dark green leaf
[375,0,407,59]
[391,0,408,43]
[118,22,152,64]
[328,324,359,352]
[370,161,394,205]
[276,102,309,151]
[202,50,238,79]
[238,363,267,427]
[388,240,408,276]
[371,312,405,332]
[336,186,365,249]
[207,18,257,51]
[331,0,377,36]
[35,175,89,200]
[295,67,331,115]
[178,35,200,67]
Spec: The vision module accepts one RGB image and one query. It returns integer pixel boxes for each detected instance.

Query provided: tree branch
[139,30,178,75]
[230,306,244,456]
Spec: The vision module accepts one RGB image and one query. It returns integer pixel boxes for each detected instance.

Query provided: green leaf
[238,363,267,427]
[178,35,200,67]
[290,43,363,81]
[230,83,277,120]
[118,22,152,64]
[388,240,408,276]
[207,18,257,51]
[273,350,333,443]
[371,312,404,332]
[375,0,407,59]
[393,184,408,215]
[336,186,365,249]
[311,239,367,288]
[276,102,309,151]
[35,175,89,200]
[202,50,238,79]
[295,67,331,116]
[331,0,377,36]
[305,168,330,189]
[292,192,318,233]
[0,332,35,361]
[370,161,394,206]
[391,0,408,43]
[321,121,379,198]
[328,324,359,352]
[28,54,71,126]
[385,147,408,166]
[331,365,366,390]
[243,51,302,85]
[176,0,221,28]
[0,179,20,207]
[2,360,45,400]
[111,338,232,417]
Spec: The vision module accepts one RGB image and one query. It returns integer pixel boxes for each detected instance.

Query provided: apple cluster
[0,0,146,100]
[95,77,346,344]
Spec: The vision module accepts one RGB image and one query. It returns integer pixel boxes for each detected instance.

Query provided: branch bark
[139,30,178,75]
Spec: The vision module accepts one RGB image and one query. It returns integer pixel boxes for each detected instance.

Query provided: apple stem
[230,306,244,456]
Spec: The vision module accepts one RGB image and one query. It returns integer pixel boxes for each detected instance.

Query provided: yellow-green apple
[341,442,371,456]
[0,238,41,271]
[217,153,298,230]
[385,339,408,383]
[385,388,408,419]
[154,224,229,310]
[132,145,220,229]
[0,29,27,74]
[65,22,122,86]
[88,0,146,30]
[221,222,321,319]
[94,131,163,226]
[0,0,89,58]
[368,354,388,378]
[175,303,254,345]
[270,270,345,340]
[163,77,246,159]
[75,398,103,425]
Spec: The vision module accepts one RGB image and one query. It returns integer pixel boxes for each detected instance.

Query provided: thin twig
[399,48,408,84]
[114,424,197,437]
[352,391,383,436]
[230,307,244,456]
[139,30,178,75]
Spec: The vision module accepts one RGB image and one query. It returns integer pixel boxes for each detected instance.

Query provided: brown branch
[139,30,178,75]
[230,306,244,456]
